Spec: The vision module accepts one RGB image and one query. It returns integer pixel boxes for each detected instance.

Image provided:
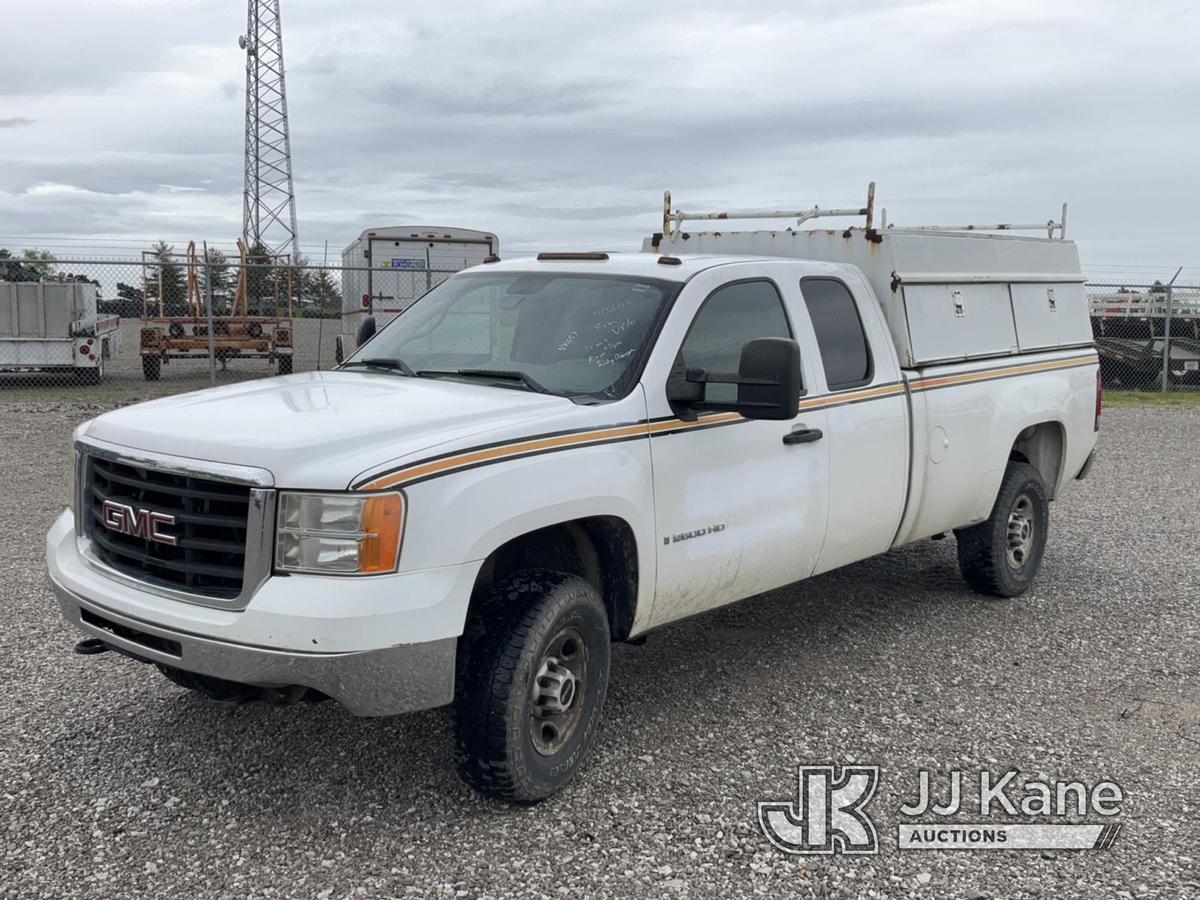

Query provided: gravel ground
[1,400,1198,899]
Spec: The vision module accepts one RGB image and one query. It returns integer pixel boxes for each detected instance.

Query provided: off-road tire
[955,461,1049,597]
[142,355,161,381]
[454,569,610,804]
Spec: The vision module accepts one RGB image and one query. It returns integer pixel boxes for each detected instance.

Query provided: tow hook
[74,637,110,655]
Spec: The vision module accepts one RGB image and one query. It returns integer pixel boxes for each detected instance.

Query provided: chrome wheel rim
[529,626,588,757]
[1006,493,1036,570]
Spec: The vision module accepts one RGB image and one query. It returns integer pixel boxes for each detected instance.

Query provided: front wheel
[454,570,610,804]
[955,461,1049,597]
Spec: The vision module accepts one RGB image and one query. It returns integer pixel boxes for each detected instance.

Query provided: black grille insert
[84,454,251,599]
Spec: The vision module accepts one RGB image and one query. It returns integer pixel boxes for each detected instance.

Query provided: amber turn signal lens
[358,493,404,574]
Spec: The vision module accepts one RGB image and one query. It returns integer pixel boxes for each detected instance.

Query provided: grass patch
[1104,390,1200,407]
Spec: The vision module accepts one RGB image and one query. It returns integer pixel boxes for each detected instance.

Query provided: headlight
[275,492,404,575]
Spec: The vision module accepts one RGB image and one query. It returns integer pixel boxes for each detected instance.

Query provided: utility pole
[240,0,300,259]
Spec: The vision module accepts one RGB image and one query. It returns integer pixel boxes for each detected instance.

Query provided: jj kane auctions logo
[758,765,1123,854]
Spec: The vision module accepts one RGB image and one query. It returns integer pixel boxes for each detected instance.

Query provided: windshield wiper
[417,368,551,394]
[340,357,416,377]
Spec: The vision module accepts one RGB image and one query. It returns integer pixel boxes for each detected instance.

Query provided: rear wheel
[454,570,610,804]
[955,461,1049,597]
[1167,363,1200,387]
[142,355,161,381]
[76,354,103,385]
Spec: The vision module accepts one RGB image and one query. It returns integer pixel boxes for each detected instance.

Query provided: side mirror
[666,337,802,421]
[665,357,704,419]
[356,315,377,347]
[734,337,802,420]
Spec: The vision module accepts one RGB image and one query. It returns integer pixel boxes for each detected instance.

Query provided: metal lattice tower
[240,0,299,259]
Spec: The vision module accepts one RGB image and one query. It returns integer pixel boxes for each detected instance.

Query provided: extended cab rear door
[643,263,831,627]
[793,272,910,574]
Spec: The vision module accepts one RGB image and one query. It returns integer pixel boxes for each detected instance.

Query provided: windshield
[343,271,679,399]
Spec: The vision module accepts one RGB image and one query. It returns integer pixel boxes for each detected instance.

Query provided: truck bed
[894,347,1098,547]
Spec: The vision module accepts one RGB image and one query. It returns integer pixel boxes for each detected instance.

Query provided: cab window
[800,278,872,390]
[679,280,792,403]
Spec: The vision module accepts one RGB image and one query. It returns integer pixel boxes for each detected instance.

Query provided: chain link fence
[1089,283,1200,392]
[3,255,1199,401]
[0,254,459,401]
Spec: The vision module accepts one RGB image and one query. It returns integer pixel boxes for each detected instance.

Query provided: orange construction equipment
[138,241,295,381]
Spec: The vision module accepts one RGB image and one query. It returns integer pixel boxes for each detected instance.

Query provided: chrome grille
[83,453,252,599]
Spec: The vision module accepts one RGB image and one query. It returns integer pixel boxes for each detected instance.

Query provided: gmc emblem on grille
[100,500,178,546]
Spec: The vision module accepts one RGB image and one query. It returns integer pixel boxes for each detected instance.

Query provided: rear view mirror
[665,337,802,421]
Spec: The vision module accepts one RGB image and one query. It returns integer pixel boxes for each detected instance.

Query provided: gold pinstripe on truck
[355,352,1098,491]
[909,352,1097,392]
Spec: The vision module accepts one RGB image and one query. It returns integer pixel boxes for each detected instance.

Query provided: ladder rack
[661,182,1068,241]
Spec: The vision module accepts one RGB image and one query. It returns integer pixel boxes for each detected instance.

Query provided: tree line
[141,240,342,317]
[0,243,343,318]
[0,248,60,281]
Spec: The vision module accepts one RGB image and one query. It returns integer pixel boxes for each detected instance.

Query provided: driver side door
[645,271,831,628]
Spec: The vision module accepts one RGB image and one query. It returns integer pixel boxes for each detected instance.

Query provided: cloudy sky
[1,0,1196,282]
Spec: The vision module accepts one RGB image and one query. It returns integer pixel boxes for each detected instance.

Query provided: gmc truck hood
[80,371,578,489]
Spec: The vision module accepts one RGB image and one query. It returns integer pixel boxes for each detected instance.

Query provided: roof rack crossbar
[663,183,876,239]
[883,202,1068,240]
[661,185,1068,241]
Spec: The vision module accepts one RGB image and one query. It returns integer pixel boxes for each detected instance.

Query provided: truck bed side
[893,349,1099,547]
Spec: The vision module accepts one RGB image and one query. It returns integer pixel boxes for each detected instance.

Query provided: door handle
[783,426,824,446]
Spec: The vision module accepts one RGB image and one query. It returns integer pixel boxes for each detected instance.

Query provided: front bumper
[51,580,455,716]
[47,511,480,717]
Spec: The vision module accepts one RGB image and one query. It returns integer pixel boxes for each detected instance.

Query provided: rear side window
[801,279,871,389]
[680,280,792,403]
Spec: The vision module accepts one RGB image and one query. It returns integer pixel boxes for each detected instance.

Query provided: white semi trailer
[338,226,498,362]
[0,282,121,384]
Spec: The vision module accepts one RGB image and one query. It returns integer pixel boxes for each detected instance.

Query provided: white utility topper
[645,182,1089,366]
[48,185,1099,804]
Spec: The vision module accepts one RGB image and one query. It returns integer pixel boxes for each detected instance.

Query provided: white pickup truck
[47,190,1100,803]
